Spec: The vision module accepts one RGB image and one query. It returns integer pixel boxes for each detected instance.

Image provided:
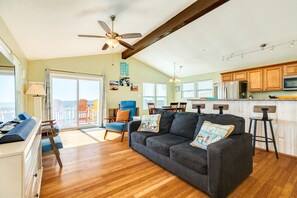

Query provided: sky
[0,74,15,103]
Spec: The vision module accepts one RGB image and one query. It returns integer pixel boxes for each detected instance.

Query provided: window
[181,82,195,98]
[0,68,15,122]
[156,84,167,107]
[196,80,213,97]
[181,80,213,98]
[143,83,167,109]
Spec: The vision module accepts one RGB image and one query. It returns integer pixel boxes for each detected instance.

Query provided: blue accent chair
[18,112,63,168]
[104,100,136,142]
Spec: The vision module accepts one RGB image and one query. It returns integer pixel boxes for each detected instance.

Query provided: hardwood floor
[41,129,297,198]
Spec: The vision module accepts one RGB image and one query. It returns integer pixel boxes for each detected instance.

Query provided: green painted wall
[28,53,174,116]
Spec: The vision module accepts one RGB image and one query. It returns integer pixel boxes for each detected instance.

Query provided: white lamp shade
[26,84,46,96]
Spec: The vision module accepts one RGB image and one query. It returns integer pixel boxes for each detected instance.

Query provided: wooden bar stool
[213,104,229,114]
[248,105,278,159]
[192,104,205,114]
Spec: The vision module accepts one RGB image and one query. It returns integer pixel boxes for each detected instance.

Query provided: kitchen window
[143,83,167,109]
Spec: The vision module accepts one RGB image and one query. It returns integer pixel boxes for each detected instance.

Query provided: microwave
[283,76,297,90]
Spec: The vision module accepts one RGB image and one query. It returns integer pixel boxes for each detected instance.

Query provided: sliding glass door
[51,73,103,129]
[0,68,15,122]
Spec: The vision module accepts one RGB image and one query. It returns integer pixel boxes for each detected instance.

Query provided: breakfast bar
[188,98,297,157]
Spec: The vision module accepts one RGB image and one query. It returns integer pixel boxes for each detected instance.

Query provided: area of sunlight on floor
[59,128,122,148]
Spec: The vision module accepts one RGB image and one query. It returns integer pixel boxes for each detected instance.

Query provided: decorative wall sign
[131,82,139,91]
[119,77,130,86]
[109,80,119,90]
[120,62,129,76]
[175,85,180,92]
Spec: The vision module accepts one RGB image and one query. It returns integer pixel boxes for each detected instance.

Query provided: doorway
[51,73,103,129]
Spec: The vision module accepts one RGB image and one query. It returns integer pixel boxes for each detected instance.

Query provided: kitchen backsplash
[251,91,297,99]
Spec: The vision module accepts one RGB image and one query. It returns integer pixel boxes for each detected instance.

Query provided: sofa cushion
[194,114,245,138]
[169,112,199,139]
[138,114,161,133]
[153,110,177,133]
[131,131,160,145]
[170,141,207,175]
[191,121,234,150]
[146,134,189,156]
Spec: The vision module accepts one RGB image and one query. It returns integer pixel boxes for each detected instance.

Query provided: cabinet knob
[33,173,38,177]
[35,193,39,197]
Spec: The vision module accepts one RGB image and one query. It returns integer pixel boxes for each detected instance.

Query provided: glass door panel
[0,70,15,122]
[78,79,101,127]
[52,78,77,129]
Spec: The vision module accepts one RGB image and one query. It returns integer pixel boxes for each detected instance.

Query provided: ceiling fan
[78,15,142,50]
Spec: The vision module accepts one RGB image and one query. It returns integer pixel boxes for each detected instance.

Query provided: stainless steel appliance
[283,75,297,90]
[214,81,248,99]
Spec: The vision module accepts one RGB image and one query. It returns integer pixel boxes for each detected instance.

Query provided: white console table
[0,118,42,198]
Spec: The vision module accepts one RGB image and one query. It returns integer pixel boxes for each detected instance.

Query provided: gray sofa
[128,110,252,198]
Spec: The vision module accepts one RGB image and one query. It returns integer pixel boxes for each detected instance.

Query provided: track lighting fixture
[222,39,296,62]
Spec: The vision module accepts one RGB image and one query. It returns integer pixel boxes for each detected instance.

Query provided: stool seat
[249,117,273,121]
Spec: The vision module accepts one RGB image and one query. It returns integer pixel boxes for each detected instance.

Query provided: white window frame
[181,82,195,99]
[181,80,213,98]
[196,80,213,98]
[143,83,167,109]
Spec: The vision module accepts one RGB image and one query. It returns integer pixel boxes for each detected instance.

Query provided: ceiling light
[106,38,119,48]
[270,46,274,53]
[290,41,295,48]
[169,62,182,83]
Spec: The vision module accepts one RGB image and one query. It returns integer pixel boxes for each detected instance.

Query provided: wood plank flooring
[40,129,297,198]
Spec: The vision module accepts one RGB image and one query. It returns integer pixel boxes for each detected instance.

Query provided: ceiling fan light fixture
[106,38,119,48]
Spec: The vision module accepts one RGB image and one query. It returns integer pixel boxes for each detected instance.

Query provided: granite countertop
[187,98,297,101]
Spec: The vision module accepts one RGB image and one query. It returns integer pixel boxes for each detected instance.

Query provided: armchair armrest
[127,120,141,147]
[207,133,252,198]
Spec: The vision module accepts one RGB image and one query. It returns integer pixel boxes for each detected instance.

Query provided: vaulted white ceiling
[0,0,297,77]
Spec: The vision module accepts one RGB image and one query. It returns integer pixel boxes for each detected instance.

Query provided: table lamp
[26,83,46,119]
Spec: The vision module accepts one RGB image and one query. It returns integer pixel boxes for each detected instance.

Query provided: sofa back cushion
[169,112,199,139]
[194,114,245,138]
[153,110,177,133]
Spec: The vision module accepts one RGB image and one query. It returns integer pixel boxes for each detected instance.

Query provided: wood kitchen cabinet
[283,62,297,76]
[233,71,247,81]
[263,66,283,91]
[221,73,233,82]
[248,69,263,91]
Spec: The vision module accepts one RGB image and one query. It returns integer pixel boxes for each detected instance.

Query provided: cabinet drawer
[25,151,38,198]
[284,63,297,76]
[233,71,247,81]
[25,135,41,177]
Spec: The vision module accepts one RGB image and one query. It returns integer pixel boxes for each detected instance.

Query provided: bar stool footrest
[252,135,274,143]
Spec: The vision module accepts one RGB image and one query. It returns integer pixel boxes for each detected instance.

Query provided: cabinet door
[248,69,263,91]
[233,71,247,81]
[221,73,233,82]
[284,62,297,76]
[264,66,283,91]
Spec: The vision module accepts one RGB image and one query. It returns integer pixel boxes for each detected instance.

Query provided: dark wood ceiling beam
[121,0,229,59]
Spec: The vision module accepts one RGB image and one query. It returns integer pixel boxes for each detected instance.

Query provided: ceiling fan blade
[120,33,142,39]
[102,43,109,50]
[98,20,111,33]
[78,35,105,38]
[119,40,134,50]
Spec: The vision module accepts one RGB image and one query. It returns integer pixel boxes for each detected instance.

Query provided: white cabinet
[0,118,42,198]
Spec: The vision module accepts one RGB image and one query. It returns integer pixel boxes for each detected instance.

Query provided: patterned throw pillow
[190,121,234,150]
[138,114,161,133]
[116,110,130,122]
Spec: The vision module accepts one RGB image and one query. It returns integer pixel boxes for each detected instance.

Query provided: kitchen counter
[188,99,297,157]
[188,98,297,101]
